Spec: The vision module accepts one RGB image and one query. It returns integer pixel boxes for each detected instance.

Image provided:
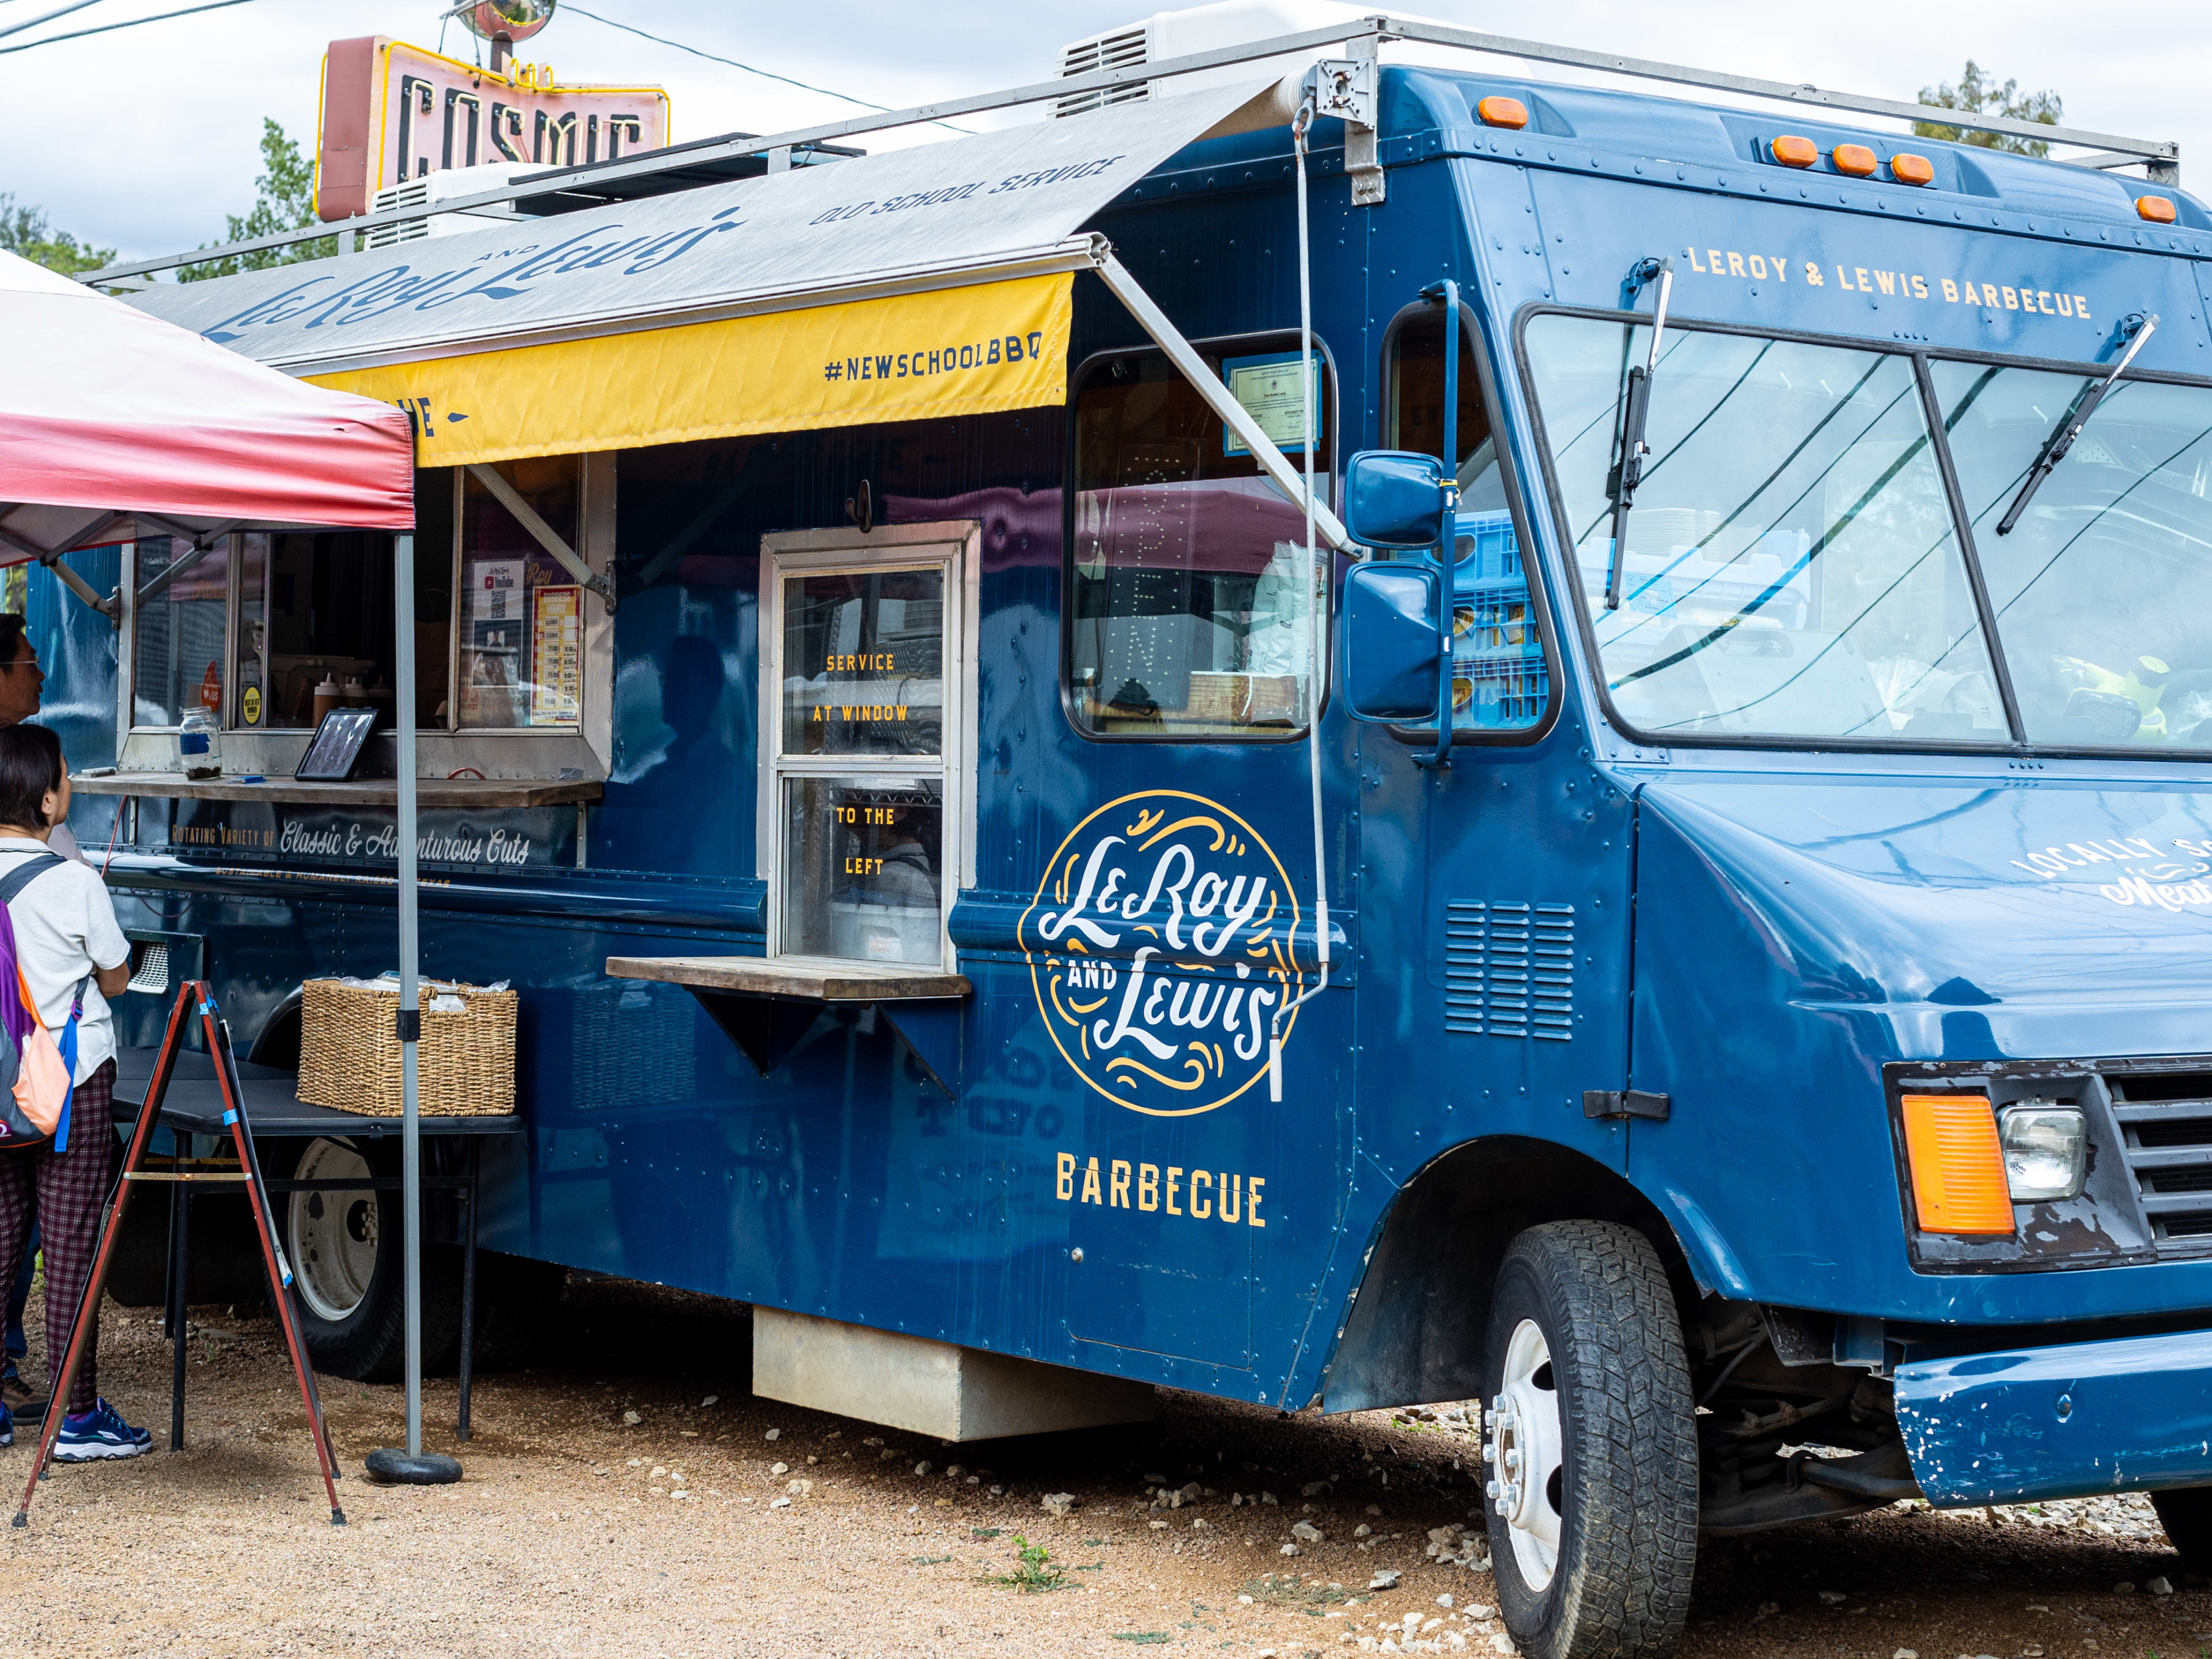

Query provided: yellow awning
[308,271,1073,468]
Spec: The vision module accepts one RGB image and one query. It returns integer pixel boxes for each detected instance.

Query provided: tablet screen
[294,707,379,782]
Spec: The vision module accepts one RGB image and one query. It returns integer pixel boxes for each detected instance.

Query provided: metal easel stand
[13,980,346,1528]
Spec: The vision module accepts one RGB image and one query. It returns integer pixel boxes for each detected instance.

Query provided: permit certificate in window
[1222,350,1323,457]
[531,585,582,726]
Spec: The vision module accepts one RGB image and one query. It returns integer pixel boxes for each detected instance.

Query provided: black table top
[110,1047,524,1139]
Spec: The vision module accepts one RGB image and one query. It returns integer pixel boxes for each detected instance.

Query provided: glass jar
[178,709,222,779]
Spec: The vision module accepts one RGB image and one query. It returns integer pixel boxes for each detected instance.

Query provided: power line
[0,0,105,43]
[563,5,973,135]
[0,0,260,53]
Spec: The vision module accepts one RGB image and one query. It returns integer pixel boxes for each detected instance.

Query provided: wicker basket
[298,978,517,1116]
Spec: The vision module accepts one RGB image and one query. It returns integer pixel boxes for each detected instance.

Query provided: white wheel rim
[1488,1317,1566,1591]
[288,1138,380,1323]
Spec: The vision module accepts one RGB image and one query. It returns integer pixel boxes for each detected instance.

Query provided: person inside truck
[0,722,143,1460]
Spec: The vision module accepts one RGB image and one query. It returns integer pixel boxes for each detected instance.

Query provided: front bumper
[1896,1327,2212,1505]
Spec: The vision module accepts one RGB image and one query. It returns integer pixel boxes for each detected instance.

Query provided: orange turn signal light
[1890,152,1935,186]
[1771,134,1819,168]
[1900,1094,2015,1235]
[1476,95,1529,130]
[1832,143,1879,177]
[2138,195,2179,224]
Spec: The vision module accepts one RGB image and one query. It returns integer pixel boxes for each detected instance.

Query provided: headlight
[1998,1101,2086,1202]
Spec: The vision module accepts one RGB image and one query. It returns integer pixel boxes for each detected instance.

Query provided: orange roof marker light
[2139,195,2180,224]
[1832,143,1879,177]
[1771,134,1819,168]
[1889,152,1935,187]
[1900,1094,2016,1235]
[1476,95,1529,130]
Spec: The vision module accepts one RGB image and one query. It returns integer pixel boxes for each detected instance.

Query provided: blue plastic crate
[1452,510,1522,584]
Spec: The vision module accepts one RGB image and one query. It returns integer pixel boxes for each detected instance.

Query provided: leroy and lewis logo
[200,211,749,344]
[1018,791,1302,1118]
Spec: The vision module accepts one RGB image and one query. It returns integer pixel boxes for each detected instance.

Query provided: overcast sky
[5,0,2207,261]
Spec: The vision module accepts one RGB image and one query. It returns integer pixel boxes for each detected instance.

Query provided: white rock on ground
[1292,1521,1324,1543]
[1041,1493,1075,1516]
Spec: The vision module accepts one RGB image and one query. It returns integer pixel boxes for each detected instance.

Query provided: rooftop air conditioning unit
[364,162,530,248]
[1054,1,1501,119]
[1055,0,1376,118]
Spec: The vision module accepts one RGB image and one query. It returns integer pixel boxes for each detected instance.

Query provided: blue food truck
[40,11,2212,1654]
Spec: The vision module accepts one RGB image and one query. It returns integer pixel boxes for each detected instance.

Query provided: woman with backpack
[0,723,143,1459]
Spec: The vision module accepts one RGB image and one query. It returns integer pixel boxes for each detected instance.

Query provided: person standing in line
[0,724,143,1457]
[0,615,82,859]
[0,612,81,1417]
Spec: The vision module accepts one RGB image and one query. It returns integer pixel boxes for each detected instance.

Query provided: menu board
[530,585,583,726]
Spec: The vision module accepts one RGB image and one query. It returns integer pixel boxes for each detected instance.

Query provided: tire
[280,1136,460,1382]
[1481,1220,1699,1659]
[2154,1487,2212,1571]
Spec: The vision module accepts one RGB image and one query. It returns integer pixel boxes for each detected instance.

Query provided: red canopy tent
[0,249,414,582]
[0,248,450,1487]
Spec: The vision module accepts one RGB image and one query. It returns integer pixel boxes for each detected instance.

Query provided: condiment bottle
[312,674,341,727]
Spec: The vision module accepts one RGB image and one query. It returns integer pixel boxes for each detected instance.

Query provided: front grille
[1442,901,1575,1040]
[2108,1070,2212,1247]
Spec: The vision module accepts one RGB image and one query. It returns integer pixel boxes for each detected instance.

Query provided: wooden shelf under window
[70,772,603,810]
[606,955,970,1002]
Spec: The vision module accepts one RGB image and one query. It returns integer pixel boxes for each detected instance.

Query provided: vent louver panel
[1054,25,1151,118]
[2109,1074,2212,1245]
[1443,901,1575,1040]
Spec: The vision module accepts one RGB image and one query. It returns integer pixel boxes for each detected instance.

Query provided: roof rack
[85,14,2179,285]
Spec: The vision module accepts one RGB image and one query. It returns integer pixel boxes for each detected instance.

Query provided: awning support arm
[0,517,121,623]
[1092,251,1355,555]
[463,465,616,610]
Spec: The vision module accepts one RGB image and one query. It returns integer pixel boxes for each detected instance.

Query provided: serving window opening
[1069,336,1334,740]
[121,456,609,779]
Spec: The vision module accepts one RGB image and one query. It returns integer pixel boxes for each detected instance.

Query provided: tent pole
[395,529,421,1460]
[366,529,460,1486]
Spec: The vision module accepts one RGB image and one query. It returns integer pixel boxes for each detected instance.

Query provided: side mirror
[1343,450,1452,551]
[1341,562,1444,723]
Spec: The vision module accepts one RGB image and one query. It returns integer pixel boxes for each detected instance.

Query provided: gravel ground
[2,1274,2204,1658]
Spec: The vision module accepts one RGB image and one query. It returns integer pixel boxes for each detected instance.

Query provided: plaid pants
[0,1060,117,1415]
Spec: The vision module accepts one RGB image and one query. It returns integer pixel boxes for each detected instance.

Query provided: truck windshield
[1526,315,2005,743]
[1933,362,2212,747]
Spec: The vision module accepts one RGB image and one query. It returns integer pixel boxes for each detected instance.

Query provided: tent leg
[366,531,461,1487]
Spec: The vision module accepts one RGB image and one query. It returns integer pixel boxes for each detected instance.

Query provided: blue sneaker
[53,1399,148,1461]
[0,1402,12,1448]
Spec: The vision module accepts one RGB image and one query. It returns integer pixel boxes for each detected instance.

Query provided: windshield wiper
[1995,311,2158,536]
[1605,256,1674,609]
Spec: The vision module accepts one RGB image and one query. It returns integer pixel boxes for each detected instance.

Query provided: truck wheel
[282,1137,460,1382]
[1482,1221,1698,1659]
[2153,1487,2212,1571]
